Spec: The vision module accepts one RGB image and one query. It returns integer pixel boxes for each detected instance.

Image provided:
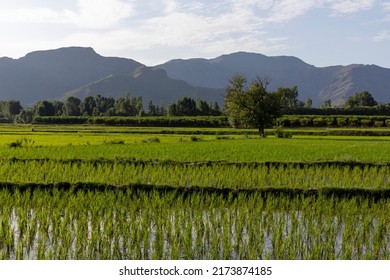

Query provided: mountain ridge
[155,51,390,106]
[0,47,143,105]
[0,47,389,106]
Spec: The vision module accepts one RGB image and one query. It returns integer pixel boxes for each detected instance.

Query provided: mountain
[156,52,390,106]
[0,47,142,104]
[62,66,225,105]
[0,47,389,107]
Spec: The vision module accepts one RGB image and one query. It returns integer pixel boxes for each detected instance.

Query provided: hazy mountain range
[0,47,389,107]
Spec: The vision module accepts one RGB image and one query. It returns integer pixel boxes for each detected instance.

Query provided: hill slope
[1,48,389,107]
[0,47,142,104]
[62,66,225,105]
[156,52,390,105]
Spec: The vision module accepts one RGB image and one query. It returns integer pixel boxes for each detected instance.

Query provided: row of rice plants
[1,137,390,162]
[0,160,387,190]
[0,188,389,260]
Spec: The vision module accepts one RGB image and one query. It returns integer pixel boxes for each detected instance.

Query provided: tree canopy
[344,91,377,108]
[224,75,285,137]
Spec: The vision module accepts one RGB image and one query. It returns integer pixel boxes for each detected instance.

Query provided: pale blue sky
[0,0,389,67]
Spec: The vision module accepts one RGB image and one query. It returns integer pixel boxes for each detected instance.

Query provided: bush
[216,136,233,140]
[348,117,360,127]
[274,126,292,138]
[299,117,312,127]
[360,119,373,127]
[325,117,336,126]
[337,117,348,127]
[288,116,301,127]
[373,120,384,127]
[141,137,160,143]
[8,137,35,148]
[190,136,201,142]
[8,140,23,148]
[312,117,326,127]
[103,140,125,145]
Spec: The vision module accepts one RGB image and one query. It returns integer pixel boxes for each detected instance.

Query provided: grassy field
[0,124,389,260]
[0,125,390,162]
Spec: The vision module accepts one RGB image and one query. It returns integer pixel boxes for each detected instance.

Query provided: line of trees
[224,75,390,137]
[0,83,389,125]
[2,95,223,124]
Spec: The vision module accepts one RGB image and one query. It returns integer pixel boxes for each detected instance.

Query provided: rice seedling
[1,187,388,260]
[0,159,387,191]
[0,124,389,260]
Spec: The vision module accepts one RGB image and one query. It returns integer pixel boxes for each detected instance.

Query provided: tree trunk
[258,126,265,138]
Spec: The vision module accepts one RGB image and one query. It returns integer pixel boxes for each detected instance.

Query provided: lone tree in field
[225,75,284,138]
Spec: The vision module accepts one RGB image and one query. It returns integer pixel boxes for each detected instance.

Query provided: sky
[0,0,389,68]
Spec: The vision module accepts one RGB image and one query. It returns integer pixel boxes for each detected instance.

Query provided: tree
[321,99,332,108]
[94,95,115,116]
[0,100,23,120]
[176,97,197,116]
[212,101,221,115]
[224,75,284,138]
[50,100,64,116]
[80,96,96,116]
[344,91,377,108]
[62,97,81,116]
[34,100,56,116]
[14,109,34,124]
[275,86,299,109]
[304,98,313,108]
[167,103,177,116]
[167,97,197,116]
[196,98,211,116]
[148,100,157,116]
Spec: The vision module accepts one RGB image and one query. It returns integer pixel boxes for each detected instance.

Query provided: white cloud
[0,0,387,66]
[124,2,265,49]
[163,0,179,14]
[0,0,135,29]
[0,7,69,24]
[325,0,375,15]
[383,2,390,11]
[373,30,390,41]
[74,0,135,29]
[383,2,390,21]
[266,0,319,23]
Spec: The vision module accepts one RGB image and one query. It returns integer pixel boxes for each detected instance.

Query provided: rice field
[0,124,389,260]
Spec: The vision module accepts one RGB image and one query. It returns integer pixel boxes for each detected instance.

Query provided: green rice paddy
[0,124,389,260]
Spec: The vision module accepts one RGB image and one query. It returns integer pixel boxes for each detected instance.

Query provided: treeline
[32,115,390,128]
[33,116,229,127]
[2,95,222,124]
[0,87,389,124]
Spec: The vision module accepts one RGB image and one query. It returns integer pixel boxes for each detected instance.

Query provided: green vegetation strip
[1,182,390,200]
[2,157,390,168]
[1,184,389,260]
[0,159,388,190]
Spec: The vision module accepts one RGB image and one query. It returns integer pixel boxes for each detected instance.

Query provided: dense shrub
[374,120,385,127]
[274,126,292,138]
[360,119,372,127]
[312,117,326,127]
[348,117,360,127]
[33,116,87,124]
[337,117,348,127]
[299,117,312,127]
[32,115,390,129]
